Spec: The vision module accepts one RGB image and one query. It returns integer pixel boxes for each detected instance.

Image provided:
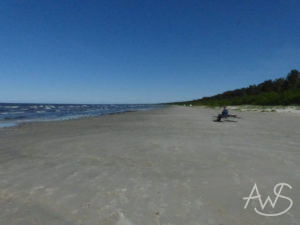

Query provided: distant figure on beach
[217,106,237,122]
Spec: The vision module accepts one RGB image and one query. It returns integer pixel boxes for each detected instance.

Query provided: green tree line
[175,70,300,106]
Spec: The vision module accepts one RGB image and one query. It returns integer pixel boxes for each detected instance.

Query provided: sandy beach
[0,106,299,225]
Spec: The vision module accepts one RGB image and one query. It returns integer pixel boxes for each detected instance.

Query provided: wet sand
[0,106,299,225]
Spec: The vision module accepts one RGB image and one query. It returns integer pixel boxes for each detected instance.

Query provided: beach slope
[0,106,299,225]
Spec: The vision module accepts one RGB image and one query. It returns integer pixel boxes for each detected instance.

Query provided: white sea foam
[4,105,19,109]
[45,106,54,110]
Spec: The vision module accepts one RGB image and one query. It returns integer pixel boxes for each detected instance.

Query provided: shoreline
[0,106,164,129]
[1,104,299,129]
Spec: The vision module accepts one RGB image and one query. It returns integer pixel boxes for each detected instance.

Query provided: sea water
[0,103,161,128]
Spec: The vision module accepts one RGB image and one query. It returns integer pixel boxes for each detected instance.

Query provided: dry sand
[0,106,299,225]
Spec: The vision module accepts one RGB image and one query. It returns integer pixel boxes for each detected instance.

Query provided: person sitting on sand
[217,106,237,121]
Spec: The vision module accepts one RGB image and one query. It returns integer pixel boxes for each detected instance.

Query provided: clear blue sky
[0,0,299,104]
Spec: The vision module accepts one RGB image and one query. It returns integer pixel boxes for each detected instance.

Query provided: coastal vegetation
[175,70,300,106]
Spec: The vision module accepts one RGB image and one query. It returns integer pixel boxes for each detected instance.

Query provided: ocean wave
[4,115,27,120]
